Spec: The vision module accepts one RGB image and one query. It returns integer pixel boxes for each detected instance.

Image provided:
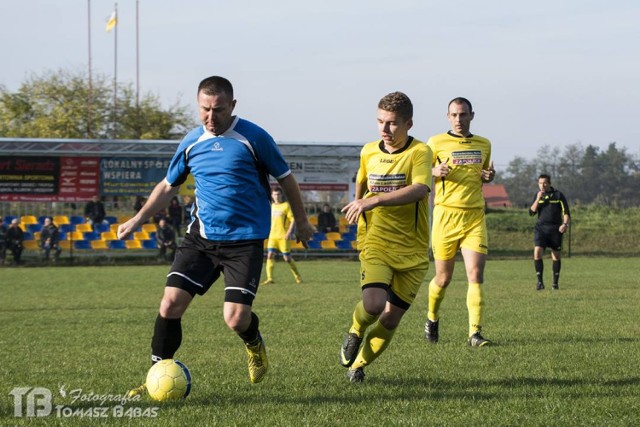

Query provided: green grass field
[1,258,639,426]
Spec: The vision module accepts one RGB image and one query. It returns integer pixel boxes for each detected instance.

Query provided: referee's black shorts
[534,223,563,251]
[166,233,264,306]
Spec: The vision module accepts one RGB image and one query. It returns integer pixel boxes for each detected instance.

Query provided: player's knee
[159,295,188,318]
[363,300,385,317]
[223,309,251,333]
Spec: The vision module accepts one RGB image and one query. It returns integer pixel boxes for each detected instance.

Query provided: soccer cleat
[245,334,268,384]
[295,276,303,284]
[424,319,439,343]
[126,384,147,398]
[552,284,559,290]
[346,367,365,383]
[536,282,545,291]
[468,332,492,347]
[340,332,363,368]
[261,279,274,286]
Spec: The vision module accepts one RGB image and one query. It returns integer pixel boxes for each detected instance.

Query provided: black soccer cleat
[468,332,492,347]
[340,332,363,368]
[424,319,439,343]
[536,282,545,291]
[346,367,365,383]
[552,284,559,290]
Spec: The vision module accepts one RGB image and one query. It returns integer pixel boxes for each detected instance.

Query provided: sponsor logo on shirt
[451,150,482,165]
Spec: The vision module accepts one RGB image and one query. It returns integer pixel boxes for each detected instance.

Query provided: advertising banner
[100,157,170,196]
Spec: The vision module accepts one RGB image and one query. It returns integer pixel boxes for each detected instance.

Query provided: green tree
[0,68,195,139]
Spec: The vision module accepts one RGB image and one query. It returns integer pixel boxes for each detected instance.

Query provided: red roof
[483,184,512,208]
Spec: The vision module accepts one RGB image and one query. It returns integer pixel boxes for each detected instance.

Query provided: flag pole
[112,1,118,139]
[135,0,140,138]
[87,0,93,138]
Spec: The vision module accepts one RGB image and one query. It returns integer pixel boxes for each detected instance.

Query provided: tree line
[497,143,640,208]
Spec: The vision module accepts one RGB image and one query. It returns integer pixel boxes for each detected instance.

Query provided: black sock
[534,259,544,284]
[151,315,182,364]
[238,312,260,345]
[553,260,561,285]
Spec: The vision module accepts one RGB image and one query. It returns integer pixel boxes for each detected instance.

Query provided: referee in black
[529,174,571,290]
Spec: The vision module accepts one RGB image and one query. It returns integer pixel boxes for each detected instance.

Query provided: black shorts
[166,233,264,306]
[534,224,563,251]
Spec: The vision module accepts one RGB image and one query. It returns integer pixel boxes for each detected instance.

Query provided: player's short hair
[538,174,551,182]
[198,76,234,98]
[378,92,413,121]
[448,97,473,113]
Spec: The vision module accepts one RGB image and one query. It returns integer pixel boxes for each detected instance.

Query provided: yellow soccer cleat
[261,279,274,285]
[126,383,147,398]
[295,276,303,284]
[245,334,269,384]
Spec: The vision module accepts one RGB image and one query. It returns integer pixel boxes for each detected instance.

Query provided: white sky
[1,0,639,169]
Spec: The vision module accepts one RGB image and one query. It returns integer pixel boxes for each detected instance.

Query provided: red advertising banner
[0,156,99,202]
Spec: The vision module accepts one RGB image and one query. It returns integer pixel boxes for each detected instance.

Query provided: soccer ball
[145,359,192,401]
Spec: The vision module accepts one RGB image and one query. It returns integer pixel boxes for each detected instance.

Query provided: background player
[529,174,571,290]
[263,186,303,285]
[424,97,496,348]
[340,91,432,382]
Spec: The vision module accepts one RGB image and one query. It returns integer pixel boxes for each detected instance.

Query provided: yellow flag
[106,11,117,32]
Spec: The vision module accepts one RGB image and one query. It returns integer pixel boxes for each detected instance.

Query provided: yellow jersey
[269,201,293,240]
[427,131,491,209]
[356,137,432,254]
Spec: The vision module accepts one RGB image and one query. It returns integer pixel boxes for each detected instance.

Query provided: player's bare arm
[117,179,179,240]
[481,160,496,183]
[278,174,315,244]
[341,183,429,224]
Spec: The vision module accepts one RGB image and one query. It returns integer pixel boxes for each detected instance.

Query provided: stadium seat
[59,240,72,250]
[83,232,100,241]
[325,232,342,241]
[147,232,157,240]
[23,240,40,250]
[109,240,126,250]
[306,240,322,250]
[75,223,93,233]
[312,232,326,241]
[66,231,85,241]
[37,216,48,224]
[74,240,92,250]
[69,215,85,225]
[33,232,41,241]
[134,231,150,241]
[351,240,358,250]
[339,216,350,226]
[142,239,158,250]
[118,215,131,224]
[94,223,111,233]
[126,240,143,249]
[110,224,120,233]
[290,240,306,250]
[20,215,38,225]
[321,240,338,250]
[28,223,43,233]
[335,240,353,250]
[91,240,108,250]
[341,232,356,241]
[101,231,118,241]
[23,231,34,241]
[53,215,70,225]
[58,232,67,241]
[104,216,118,224]
[4,215,16,224]
[60,224,74,233]
[142,223,157,233]
[348,224,357,233]
[309,216,318,226]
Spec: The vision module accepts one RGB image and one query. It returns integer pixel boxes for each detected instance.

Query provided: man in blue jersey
[120,76,314,394]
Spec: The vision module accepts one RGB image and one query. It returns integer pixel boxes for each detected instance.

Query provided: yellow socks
[351,321,396,370]
[265,259,275,281]
[428,278,447,322]
[467,282,485,336]
[287,259,301,280]
[349,300,378,338]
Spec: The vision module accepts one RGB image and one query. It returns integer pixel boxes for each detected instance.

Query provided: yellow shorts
[266,238,291,254]
[431,205,488,260]
[359,247,429,307]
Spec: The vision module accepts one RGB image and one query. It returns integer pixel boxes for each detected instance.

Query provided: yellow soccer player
[263,187,303,285]
[339,91,432,383]
[424,97,496,347]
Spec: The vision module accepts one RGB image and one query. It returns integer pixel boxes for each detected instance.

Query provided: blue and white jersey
[166,117,291,241]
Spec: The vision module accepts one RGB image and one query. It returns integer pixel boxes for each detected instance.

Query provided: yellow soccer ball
[145,359,191,401]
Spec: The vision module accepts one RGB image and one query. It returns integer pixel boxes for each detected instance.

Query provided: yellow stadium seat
[326,232,342,241]
[20,215,38,225]
[23,240,40,250]
[118,216,131,224]
[66,231,85,241]
[126,240,142,249]
[33,232,41,241]
[53,215,70,225]
[321,240,337,249]
[59,240,72,250]
[75,223,93,232]
[110,224,120,233]
[142,223,157,233]
[351,240,358,250]
[290,240,306,250]
[91,240,108,250]
[134,231,149,241]
[339,216,350,226]
[309,216,318,226]
[101,231,118,241]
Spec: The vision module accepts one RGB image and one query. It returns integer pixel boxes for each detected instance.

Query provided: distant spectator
[84,195,107,231]
[0,218,8,265]
[134,196,146,213]
[40,217,62,262]
[317,203,339,233]
[7,219,24,265]
[153,208,167,225]
[168,196,183,237]
[182,195,194,224]
[156,218,177,261]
